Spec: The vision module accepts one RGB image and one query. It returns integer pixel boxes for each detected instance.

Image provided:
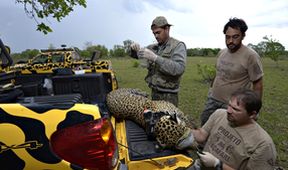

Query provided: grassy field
[110,56,288,168]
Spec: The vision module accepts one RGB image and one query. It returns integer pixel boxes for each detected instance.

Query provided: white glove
[176,129,194,150]
[197,151,220,167]
[138,48,158,62]
[130,42,140,52]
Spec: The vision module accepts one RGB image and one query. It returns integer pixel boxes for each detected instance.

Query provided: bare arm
[191,128,209,144]
[253,77,263,99]
[222,163,236,170]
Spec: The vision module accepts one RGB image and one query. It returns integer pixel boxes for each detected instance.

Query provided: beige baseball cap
[151,16,172,28]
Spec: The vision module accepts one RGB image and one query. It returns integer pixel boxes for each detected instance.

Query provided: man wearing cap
[130,16,187,107]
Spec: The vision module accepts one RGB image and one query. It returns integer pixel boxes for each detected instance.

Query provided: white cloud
[0,0,287,52]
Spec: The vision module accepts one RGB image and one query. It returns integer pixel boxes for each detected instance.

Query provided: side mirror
[5,46,11,55]
[0,39,13,68]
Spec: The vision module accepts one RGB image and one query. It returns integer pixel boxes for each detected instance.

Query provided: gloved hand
[197,151,221,168]
[176,129,195,150]
[130,42,140,52]
[138,48,158,62]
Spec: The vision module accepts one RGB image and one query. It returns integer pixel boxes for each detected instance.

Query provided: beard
[157,38,163,45]
[227,112,236,127]
[227,43,241,53]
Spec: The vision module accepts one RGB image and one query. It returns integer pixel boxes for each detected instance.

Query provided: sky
[0,0,288,53]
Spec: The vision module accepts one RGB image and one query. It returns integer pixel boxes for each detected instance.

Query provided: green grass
[110,56,288,168]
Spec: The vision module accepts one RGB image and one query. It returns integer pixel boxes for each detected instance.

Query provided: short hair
[231,88,262,114]
[223,17,248,35]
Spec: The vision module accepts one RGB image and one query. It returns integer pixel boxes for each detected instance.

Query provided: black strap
[215,160,223,170]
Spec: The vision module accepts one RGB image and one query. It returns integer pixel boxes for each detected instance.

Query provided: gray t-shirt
[211,45,263,103]
[203,109,277,170]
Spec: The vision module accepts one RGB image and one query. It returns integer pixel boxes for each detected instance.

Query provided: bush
[196,64,216,83]
[132,60,139,68]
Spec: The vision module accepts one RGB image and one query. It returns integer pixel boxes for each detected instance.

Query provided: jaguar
[106,88,197,149]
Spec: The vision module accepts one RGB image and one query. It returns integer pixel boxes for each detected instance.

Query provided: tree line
[13,1,287,65]
[11,36,287,64]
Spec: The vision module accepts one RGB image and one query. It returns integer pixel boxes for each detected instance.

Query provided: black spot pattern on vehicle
[57,110,94,130]
[0,108,61,164]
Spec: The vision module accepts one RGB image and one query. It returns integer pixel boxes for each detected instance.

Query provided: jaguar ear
[143,110,168,140]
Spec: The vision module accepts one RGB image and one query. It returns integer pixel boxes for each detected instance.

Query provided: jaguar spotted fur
[106,88,197,149]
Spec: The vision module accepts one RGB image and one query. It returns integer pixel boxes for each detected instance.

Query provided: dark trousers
[200,96,227,126]
[151,89,178,107]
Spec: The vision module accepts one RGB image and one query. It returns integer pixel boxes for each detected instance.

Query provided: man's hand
[197,151,221,168]
[138,48,158,62]
[130,42,140,52]
[176,129,196,150]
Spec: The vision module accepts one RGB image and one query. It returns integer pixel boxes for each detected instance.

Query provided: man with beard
[129,16,186,107]
[190,89,276,170]
[200,18,263,125]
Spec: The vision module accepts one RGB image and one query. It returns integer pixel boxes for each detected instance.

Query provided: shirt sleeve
[202,109,225,135]
[245,142,277,170]
[154,42,186,76]
[247,52,264,82]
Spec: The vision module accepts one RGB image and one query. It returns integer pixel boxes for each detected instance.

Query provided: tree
[187,48,220,57]
[262,35,285,67]
[123,39,133,53]
[110,45,126,57]
[11,49,40,63]
[21,49,40,59]
[248,42,266,57]
[196,64,216,84]
[78,50,91,59]
[86,45,108,58]
[16,0,87,34]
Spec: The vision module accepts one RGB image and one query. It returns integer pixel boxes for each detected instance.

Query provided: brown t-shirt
[211,45,263,103]
[203,109,277,170]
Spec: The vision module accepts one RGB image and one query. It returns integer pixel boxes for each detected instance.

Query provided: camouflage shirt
[145,37,186,93]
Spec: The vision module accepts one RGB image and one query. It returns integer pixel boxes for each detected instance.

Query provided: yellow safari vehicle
[0,39,194,170]
[11,46,100,74]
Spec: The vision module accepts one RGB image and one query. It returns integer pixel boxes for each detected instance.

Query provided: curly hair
[223,17,248,35]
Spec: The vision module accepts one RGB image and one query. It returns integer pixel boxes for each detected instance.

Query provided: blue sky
[0,0,287,53]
